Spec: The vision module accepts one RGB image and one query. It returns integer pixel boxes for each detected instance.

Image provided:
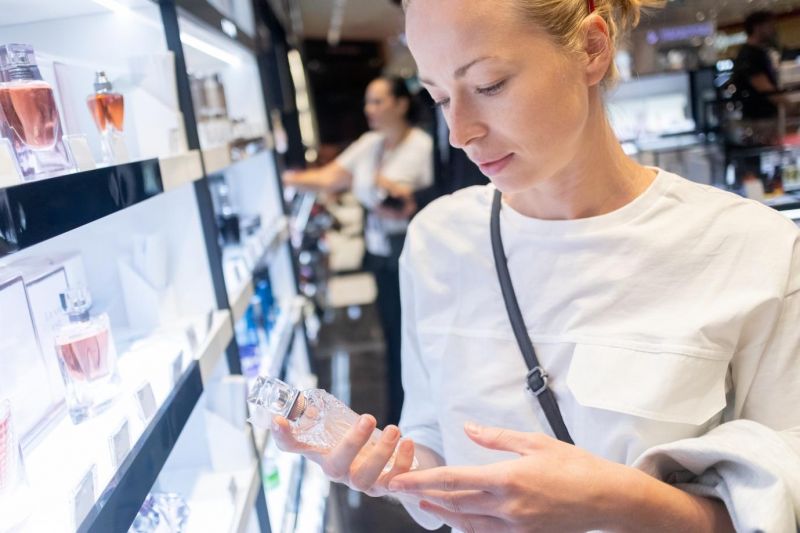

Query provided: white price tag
[171,351,184,386]
[108,419,131,470]
[233,263,246,284]
[228,476,238,504]
[109,132,130,163]
[185,326,199,354]
[135,382,157,423]
[71,465,96,528]
[0,137,22,186]
[63,134,96,171]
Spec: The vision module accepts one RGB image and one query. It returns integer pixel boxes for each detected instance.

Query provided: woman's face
[406,0,590,194]
[363,79,408,132]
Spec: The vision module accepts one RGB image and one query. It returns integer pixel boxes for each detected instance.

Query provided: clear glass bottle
[0,400,33,531]
[54,286,121,424]
[0,43,74,180]
[248,376,418,471]
[86,71,124,163]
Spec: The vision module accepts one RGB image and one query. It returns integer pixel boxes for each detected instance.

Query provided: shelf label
[233,263,246,284]
[108,419,131,470]
[185,326,199,354]
[0,138,22,186]
[135,382,157,423]
[171,351,184,386]
[63,134,96,172]
[228,475,238,504]
[71,465,96,528]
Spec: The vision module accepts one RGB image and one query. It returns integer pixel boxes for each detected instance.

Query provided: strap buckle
[525,366,549,396]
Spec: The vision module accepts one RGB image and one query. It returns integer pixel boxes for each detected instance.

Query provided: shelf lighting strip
[90,0,241,66]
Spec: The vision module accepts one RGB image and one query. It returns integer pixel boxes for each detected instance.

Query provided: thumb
[464,422,536,455]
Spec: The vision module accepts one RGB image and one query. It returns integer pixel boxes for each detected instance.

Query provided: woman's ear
[583,14,612,87]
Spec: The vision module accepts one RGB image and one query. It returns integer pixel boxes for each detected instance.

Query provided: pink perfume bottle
[86,71,124,163]
[0,400,33,531]
[54,287,120,424]
[0,43,74,180]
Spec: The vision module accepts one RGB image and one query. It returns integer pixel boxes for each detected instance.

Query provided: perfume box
[0,275,59,442]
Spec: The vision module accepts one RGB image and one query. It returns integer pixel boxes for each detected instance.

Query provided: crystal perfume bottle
[0,400,33,531]
[86,71,124,163]
[54,286,121,424]
[130,492,189,533]
[248,376,418,470]
[0,43,74,180]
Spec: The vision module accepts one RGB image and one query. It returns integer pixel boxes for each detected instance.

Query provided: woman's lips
[477,154,513,176]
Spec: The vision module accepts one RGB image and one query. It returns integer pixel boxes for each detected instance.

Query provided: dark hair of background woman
[378,75,421,125]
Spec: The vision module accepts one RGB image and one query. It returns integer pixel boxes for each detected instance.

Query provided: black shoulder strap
[490,189,574,444]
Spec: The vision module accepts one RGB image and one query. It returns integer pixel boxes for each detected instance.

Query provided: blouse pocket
[566,343,730,426]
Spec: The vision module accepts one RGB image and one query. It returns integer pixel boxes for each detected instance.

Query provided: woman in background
[284,76,433,426]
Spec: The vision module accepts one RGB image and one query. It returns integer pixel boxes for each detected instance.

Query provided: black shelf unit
[0,159,164,257]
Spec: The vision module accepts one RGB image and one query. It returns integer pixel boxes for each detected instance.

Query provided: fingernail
[465,421,481,434]
[384,426,399,440]
[359,415,372,430]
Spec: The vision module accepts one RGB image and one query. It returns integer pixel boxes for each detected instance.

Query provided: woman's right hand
[270,413,417,498]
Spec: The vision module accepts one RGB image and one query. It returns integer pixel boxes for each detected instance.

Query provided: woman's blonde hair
[403,0,664,83]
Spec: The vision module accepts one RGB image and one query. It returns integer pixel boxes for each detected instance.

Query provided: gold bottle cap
[287,393,306,421]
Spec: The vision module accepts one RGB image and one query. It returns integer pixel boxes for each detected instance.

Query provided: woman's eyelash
[431,80,506,109]
[476,80,506,96]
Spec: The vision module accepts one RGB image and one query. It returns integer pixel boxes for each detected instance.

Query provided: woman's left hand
[387,422,732,533]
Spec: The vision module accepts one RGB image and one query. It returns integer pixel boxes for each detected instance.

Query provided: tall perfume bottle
[0,400,33,531]
[54,286,121,424]
[86,71,124,163]
[0,43,74,180]
[248,376,418,471]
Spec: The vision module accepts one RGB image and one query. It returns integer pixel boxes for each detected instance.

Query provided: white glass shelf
[18,309,230,531]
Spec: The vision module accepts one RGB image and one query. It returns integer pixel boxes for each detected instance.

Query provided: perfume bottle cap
[247,376,300,420]
[93,71,113,94]
[0,43,43,82]
[59,286,93,320]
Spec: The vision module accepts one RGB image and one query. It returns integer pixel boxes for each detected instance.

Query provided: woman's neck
[382,123,412,149]
[504,100,656,221]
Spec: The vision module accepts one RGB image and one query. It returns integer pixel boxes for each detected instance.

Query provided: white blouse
[336,128,433,256]
[399,170,800,531]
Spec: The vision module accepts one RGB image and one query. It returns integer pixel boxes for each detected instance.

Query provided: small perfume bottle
[248,376,418,471]
[86,71,124,163]
[0,43,74,180]
[0,400,33,531]
[54,286,121,424]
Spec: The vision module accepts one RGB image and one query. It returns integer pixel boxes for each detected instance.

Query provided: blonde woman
[274,1,800,531]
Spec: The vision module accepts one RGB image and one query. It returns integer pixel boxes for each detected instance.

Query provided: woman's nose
[446,99,486,148]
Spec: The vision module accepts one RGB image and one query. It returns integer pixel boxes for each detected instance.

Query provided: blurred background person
[284,75,433,426]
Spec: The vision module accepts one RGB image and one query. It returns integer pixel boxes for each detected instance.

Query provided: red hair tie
[587,0,595,12]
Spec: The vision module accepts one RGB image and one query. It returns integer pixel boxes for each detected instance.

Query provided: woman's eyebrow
[419,55,498,87]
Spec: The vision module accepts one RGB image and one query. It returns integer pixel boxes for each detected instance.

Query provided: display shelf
[289,191,317,240]
[233,461,263,533]
[253,296,304,384]
[261,216,290,268]
[230,278,256,323]
[294,462,329,533]
[265,448,303,533]
[160,150,205,192]
[0,152,213,257]
[155,461,259,533]
[202,146,233,175]
[0,159,162,257]
[197,309,234,382]
[21,353,202,533]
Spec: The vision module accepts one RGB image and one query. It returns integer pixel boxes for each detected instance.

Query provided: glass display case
[0,1,324,532]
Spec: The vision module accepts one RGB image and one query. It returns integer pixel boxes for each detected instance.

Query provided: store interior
[0,0,798,532]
